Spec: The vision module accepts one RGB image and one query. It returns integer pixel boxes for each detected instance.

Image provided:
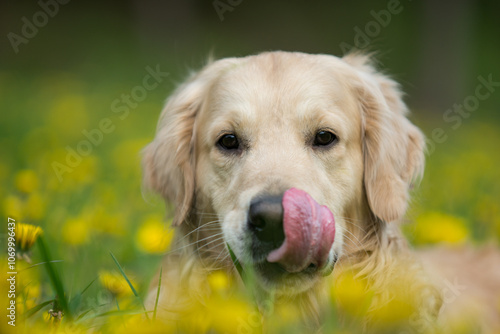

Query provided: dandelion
[207,270,231,292]
[414,212,468,245]
[330,271,373,318]
[99,270,136,297]
[369,294,415,328]
[62,217,90,245]
[4,195,23,219]
[135,215,174,254]
[15,169,39,194]
[122,319,176,333]
[206,296,255,334]
[16,223,43,262]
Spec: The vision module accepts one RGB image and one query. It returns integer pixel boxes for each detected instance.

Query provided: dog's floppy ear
[344,54,425,222]
[142,58,238,226]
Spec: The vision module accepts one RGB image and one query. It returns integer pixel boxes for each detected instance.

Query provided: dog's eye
[313,130,337,147]
[218,134,239,151]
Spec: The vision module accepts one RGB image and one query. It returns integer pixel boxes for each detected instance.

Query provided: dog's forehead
[214,55,347,108]
[203,54,361,138]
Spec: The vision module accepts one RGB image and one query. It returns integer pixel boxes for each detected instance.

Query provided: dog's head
[143,52,424,294]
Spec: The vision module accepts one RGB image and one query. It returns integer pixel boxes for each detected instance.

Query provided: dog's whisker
[202,246,227,262]
[212,257,233,271]
[177,220,221,242]
[195,214,220,219]
[208,253,233,271]
[196,236,226,252]
[191,232,224,245]
[335,216,368,233]
[342,228,367,249]
[213,245,231,263]
[198,242,228,263]
[165,232,224,254]
[342,231,370,257]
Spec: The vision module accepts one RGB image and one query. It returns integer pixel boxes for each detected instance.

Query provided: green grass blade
[227,243,244,279]
[109,252,138,295]
[80,277,97,295]
[68,277,97,315]
[153,267,162,321]
[69,293,82,315]
[20,260,64,272]
[109,252,150,321]
[37,236,73,321]
[95,309,151,318]
[22,299,54,319]
[76,309,92,321]
[227,243,262,309]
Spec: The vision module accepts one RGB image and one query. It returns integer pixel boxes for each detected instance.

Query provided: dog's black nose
[248,195,285,247]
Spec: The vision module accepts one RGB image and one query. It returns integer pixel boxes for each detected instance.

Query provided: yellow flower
[16,223,43,253]
[207,270,231,292]
[206,296,256,334]
[62,218,90,245]
[123,319,176,333]
[15,169,39,194]
[274,302,301,322]
[330,272,373,318]
[414,212,468,245]
[4,195,23,220]
[136,216,174,254]
[369,295,415,327]
[99,270,136,297]
[177,310,211,334]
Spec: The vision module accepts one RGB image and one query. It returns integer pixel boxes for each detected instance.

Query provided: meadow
[2,2,500,329]
[1,62,499,333]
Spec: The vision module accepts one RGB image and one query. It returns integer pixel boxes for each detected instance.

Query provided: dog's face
[143,52,425,294]
[194,55,364,291]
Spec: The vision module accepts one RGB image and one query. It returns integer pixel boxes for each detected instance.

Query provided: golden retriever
[142,51,500,332]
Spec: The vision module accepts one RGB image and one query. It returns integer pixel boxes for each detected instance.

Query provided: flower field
[1,68,499,334]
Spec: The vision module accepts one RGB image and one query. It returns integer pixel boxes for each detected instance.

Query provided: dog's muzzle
[248,188,336,274]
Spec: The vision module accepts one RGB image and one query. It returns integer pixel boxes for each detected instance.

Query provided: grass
[109,252,149,321]
[1,61,499,333]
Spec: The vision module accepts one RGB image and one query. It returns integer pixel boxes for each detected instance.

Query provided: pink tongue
[267,188,335,273]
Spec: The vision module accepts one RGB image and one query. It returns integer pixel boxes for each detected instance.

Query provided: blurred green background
[0,0,499,331]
